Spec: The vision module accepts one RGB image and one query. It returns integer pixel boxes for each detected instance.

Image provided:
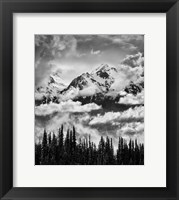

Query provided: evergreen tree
[117,137,123,165]
[134,139,140,164]
[51,133,57,164]
[72,127,76,163]
[110,138,115,164]
[57,125,64,164]
[47,133,52,164]
[35,125,144,165]
[64,129,70,164]
[35,143,41,165]
[139,144,144,165]
[128,139,133,165]
[105,136,110,164]
[98,136,105,164]
[123,140,129,165]
[41,129,48,164]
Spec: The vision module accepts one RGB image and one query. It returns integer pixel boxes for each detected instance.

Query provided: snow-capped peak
[35,62,144,106]
[95,64,110,71]
[60,64,118,101]
[35,72,67,104]
[93,64,117,74]
[48,72,67,87]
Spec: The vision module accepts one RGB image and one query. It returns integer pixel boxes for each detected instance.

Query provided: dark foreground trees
[35,125,144,165]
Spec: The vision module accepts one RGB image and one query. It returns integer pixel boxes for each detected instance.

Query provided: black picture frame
[0,0,178,199]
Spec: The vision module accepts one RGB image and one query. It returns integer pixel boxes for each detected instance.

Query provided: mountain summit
[35,63,144,106]
[60,64,118,101]
[35,72,67,105]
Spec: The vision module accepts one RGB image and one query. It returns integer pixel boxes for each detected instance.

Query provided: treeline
[35,125,144,165]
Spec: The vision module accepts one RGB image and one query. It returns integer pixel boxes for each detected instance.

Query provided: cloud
[74,123,100,144]
[35,104,144,149]
[120,122,144,136]
[35,61,62,86]
[91,49,101,55]
[35,35,80,86]
[121,52,144,68]
[35,35,78,62]
[114,35,143,43]
[110,62,144,92]
[117,122,144,144]
[76,53,86,57]
[112,52,144,92]
[119,91,144,105]
[35,100,101,116]
[89,106,144,125]
[101,35,143,42]
[79,85,101,97]
[97,35,144,53]
[35,35,144,87]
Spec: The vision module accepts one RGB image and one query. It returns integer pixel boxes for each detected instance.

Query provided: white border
[13,13,166,187]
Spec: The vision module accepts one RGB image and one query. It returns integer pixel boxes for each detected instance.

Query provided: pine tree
[35,125,144,165]
[72,126,76,151]
[64,129,70,164]
[51,133,57,164]
[128,139,132,165]
[110,138,115,164]
[57,125,64,164]
[139,143,144,165]
[117,137,123,165]
[41,129,48,164]
[123,140,129,165]
[105,136,110,164]
[47,133,52,164]
[69,130,73,162]
[35,143,41,165]
[98,136,105,164]
[72,126,76,163]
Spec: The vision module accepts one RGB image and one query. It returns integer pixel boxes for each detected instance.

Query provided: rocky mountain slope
[35,64,144,107]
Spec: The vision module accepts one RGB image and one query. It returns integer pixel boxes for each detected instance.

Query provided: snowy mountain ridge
[35,71,67,104]
[35,63,144,106]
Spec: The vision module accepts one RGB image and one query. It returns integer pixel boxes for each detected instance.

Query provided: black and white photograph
[35,35,144,165]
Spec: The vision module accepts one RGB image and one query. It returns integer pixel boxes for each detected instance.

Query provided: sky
[35,34,144,86]
[35,35,144,149]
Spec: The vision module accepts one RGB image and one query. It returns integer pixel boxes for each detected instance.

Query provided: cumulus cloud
[35,35,144,88]
[120,122,144,135]
[35,100,101,116]
[35,35,79,86]
[121,52,144,68]
[108,52,144,92]
[35,35,78,67]
[35,105,144,150]
[117,122,144,144]
[89,106,144,125]
[119,90,144,105]
[91,49,101,55]
[74,123,100,144]
[97,35,144,53]
[35,60,64,86]
[79,85,101,97]
[35,35,78,62]
[110,64,144,92]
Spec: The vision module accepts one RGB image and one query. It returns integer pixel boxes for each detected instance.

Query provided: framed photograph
[0,0,178,199]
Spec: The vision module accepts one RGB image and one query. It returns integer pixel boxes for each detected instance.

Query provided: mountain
[35,72,67,105]
[35,64,144,106]
[63,64,116,91]
[58,64,119,103]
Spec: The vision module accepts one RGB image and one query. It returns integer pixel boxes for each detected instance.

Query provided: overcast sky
[35,34,144,86]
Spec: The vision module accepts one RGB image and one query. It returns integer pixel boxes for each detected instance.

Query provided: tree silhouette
[41,129,48,164]
[35,126,144,165]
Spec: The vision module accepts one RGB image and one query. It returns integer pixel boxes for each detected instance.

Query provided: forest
[35,125,144,165]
